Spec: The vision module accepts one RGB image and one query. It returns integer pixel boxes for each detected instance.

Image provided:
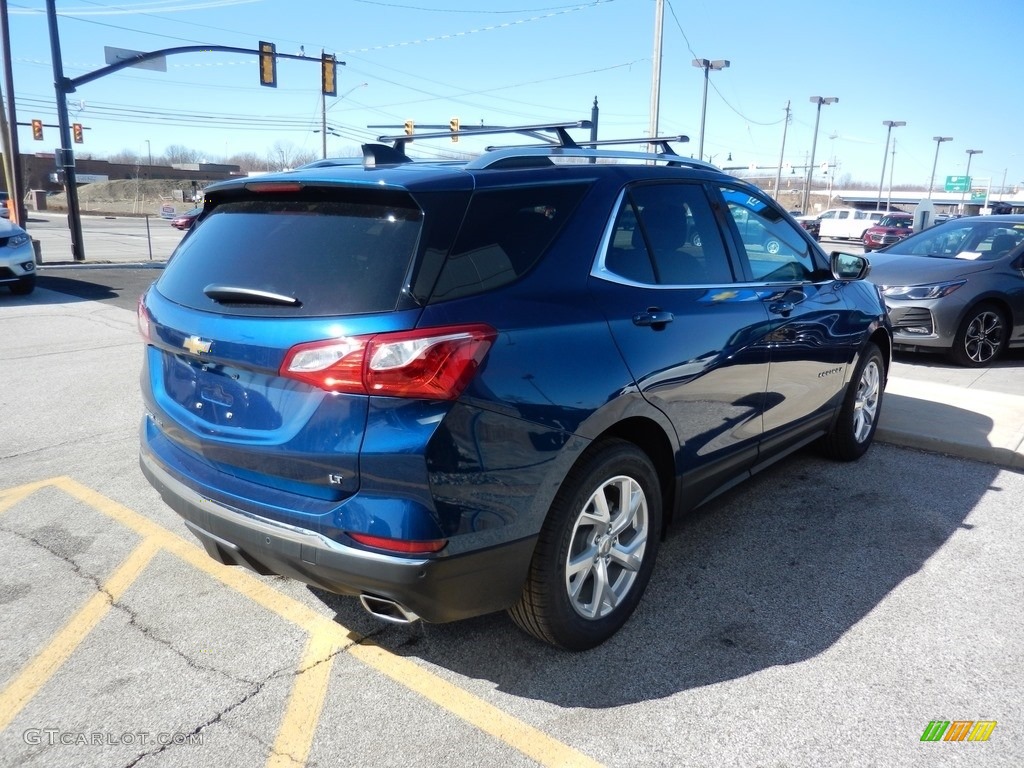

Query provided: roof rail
[463,146,719,171]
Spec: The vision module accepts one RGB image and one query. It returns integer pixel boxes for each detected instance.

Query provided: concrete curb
[878,376,1024,471]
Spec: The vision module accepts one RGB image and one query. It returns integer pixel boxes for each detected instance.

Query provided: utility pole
[773,100,790,206]
[1,0,27,226]
[589,96,599,165]
[647,0,663,144]
[46,0,86,260]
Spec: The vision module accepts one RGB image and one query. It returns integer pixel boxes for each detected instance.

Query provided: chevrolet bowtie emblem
[183,335,213,355]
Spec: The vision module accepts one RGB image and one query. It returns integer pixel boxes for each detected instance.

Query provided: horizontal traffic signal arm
[61,45,345,93]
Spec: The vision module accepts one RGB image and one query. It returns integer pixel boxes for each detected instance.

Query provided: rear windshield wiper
[204,285,302,307]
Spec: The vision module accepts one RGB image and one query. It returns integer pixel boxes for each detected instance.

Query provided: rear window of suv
[156,190,423,316]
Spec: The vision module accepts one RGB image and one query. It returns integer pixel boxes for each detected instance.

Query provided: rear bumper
[140,449,537,623]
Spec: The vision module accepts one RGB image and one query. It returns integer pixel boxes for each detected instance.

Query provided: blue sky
[7,0,1023,192]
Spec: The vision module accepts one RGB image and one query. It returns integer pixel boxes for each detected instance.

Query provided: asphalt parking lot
[1,222,1021,767]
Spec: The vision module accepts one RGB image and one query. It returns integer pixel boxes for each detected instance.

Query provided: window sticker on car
[956,252,983,260]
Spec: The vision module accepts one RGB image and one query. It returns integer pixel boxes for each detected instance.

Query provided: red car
[862,212,913,251]
[170,207,202,230]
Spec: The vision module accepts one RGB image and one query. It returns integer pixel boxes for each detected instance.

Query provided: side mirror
[830,251,870,281]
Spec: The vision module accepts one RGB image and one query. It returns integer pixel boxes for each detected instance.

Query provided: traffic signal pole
[45,0,85,260]
[39,4,339,261]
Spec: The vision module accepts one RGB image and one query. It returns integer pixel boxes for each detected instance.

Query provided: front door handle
[633,309,674,327]
[768,301,795,317]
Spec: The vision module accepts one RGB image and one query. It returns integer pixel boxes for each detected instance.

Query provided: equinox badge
[183,335,213,355]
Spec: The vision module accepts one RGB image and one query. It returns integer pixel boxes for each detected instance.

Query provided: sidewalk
[879,357,1024,471]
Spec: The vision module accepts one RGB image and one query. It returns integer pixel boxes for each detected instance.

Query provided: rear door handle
[632,309,674,327]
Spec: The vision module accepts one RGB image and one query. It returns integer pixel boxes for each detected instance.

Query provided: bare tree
[266,141,316,171]
[106,148,140,164]
[163,144,203,165]
[226,152,273,173]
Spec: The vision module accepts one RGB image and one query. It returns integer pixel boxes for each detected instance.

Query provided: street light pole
[960,149,982,213]
[803,96,837,214]
[691,58,729,161]
[927,136,953,198]
[876,120,905,210]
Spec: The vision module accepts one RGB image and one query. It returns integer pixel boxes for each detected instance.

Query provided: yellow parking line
[266,632,339,768]
[350,640,604,768]
[0,478,52,515]
[0,477,604,768]
[0,537,160,731]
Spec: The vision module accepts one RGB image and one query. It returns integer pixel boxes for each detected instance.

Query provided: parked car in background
[817,208,887,241]
[795,212,820,240]
[0,218,36,295]
[170,207,202,231]
[867,215,1024,366]
[862,212,914,251]
[138,123,891,650]
[0,191,10,219]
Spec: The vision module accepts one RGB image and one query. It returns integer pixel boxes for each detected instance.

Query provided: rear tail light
[280,323,497,400]
[137,295,152,341]
[347,532,447,554]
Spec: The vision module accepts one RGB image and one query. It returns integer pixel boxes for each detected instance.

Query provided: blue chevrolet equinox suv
[139,122,891,650]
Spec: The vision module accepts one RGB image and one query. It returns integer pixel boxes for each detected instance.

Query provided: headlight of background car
[5,233,30,248]
[881,280,966,300]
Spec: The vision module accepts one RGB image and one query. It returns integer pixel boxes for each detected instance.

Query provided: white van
[816,208,887,240]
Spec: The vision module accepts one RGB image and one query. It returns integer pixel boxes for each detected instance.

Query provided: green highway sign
[971,191,987,202]
[945,175,971,192]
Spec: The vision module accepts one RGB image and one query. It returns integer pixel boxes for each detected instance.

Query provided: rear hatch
[139,180,469,510]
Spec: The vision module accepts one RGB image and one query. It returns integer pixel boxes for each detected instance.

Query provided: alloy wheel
[964,311,1004,365]
[564,475,649,620]
[852,358,881,444]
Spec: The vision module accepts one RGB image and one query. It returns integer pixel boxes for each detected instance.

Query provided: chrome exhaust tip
[359,594,420,625]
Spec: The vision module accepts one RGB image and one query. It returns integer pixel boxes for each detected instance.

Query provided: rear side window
[604,183,734,285]
[156,191,422,316]
[429,183,589,302]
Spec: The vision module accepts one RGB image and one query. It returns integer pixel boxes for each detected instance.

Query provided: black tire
[9,275,35,296]
[817,342,884,461]
[508,439,662,651]
[948,302,1007,367]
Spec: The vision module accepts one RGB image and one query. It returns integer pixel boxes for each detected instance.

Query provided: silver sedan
[865,215,1024,367]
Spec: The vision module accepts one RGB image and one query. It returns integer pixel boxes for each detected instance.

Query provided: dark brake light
[280,323,497,400]
[243,181,304,194]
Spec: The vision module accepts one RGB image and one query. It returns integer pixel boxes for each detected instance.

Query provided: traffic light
[72,123,84,144]
[31,119,43,141]
[259,41,277,88]
[449,117,459,143]
[321,53,336,96]
[404,120,414,136]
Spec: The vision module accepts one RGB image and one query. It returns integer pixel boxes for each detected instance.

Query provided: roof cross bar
[375,120,592,151]
[574,135,689,155]
[486,134,689,154]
